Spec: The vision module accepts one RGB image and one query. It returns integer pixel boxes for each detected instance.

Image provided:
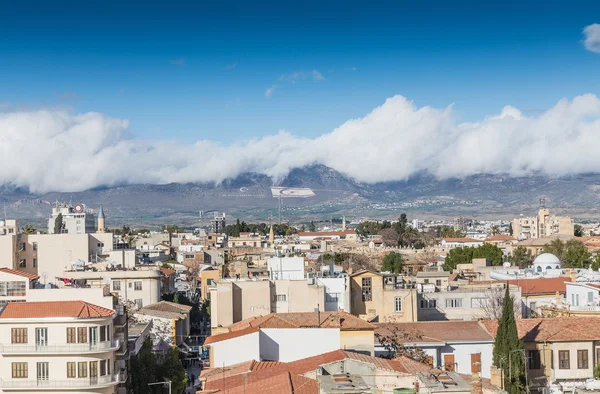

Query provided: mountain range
[2,165,600,228]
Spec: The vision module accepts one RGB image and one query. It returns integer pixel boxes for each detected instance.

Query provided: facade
[482,317,600,388]
[0,300,123,394]
[348,270,418,323]
[505,277,571,318]
[204,312,375,367]
[298,231,357,242]
[228,232,263,248]
[48,204,97,235]
[134,301,192,346]
[513,208,574,241]
[440,238,483,249]
[375,321,494,378]
[200,267,220,301]
[267,256,305,280]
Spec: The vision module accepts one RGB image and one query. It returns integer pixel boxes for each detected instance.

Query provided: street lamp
[148,380,172,394]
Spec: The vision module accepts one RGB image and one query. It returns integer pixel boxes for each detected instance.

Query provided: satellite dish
[74,204,84,213]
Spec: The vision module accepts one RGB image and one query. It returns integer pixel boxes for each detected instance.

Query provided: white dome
[533,253,561,266]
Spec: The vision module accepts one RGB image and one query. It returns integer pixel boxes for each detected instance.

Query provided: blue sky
[1,0,599,143]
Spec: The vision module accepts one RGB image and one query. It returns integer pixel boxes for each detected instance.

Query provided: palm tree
[21,225,37,234]
[489,225,501,236]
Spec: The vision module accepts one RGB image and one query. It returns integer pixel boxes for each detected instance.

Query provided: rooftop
[485,234,516,242]
[137,300,192,319]
[0,267,40,280]
[0,300,114,319]
[442,238,482,243]
[481,317,600,341]
[375,321,493,344]
[505,277,571,295]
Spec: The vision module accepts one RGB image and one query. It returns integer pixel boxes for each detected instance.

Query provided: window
[33,242,38,251]
[185,254,194,259]
[394,296,402,312]
[33,258,37,268]
[275,294,286,302]
[113,281,121,291]
[471,298,486,308]
[11,328,27,344]
[424,279,429,284]
[436,280,442,286]
[446,299,463,308]
[100,325,106,342]
[12,362,27,378]
[578,350,589,369]
[589,292,594,304]
[135,299,143,308]
[559,350,570,369]
[67,362,76,378]
[420,299,437,309]
[78,362,88,378]
[77,327,88,343]
[529,302,537,317]
[134,281,142,291]
[107,359,111,375]
[0,281,27,296]
[18,259,26,268]
[100,360,107,376]
[326,293,340,303]
[528,350,541,369]
[361,277,372,301]
[67,327,76,343]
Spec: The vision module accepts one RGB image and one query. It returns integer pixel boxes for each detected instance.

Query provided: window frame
[12,362,28,378]
[78,362,88,378]
[67,362,76,378]
[77,327,88,343]
[361,277,372,302]
[559,350,570,369]
[528,350,541,370]
[134,281,143,291]
[394,296,402,313]
[11,328,27,344]
[578,349,589,369]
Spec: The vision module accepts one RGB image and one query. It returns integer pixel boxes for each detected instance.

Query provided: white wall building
[48,203,97,235]
[565,282,600,309]
[267,256,305,280]
[440,238,484,249]
[0,300,124,394]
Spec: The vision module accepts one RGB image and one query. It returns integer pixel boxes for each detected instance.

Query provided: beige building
[227,232,263,248]
[0,300,124,394]
[348,270,418,323]
[200,267,221,301]
[513,208,574,241]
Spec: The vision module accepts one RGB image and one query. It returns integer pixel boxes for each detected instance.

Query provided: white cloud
[264,85,278,98]
[311,70,325,81]
[2,94,600,193]
[170,58,186,66]
[584,24,600,53]
[279,71,305,83]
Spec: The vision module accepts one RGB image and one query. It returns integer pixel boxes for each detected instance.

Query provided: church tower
[97,206,105,233]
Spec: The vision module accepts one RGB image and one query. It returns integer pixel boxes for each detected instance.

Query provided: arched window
[536,266,542,273]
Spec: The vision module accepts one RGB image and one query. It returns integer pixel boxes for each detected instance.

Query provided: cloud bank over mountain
[2,94,600,193]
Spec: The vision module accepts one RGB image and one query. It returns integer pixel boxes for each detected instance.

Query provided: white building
[48,203,97,235]
[565,282,600,309]
[440,237,484,249]
[0,300,124,394]
[267,256,305,280]
[532,253,562,275]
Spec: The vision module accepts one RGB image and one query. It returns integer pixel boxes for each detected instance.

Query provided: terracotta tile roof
[203,350,428,392]
[481,317,600,342]
[159,267,176,277]
[201,360,284,382]
[375,321,493,344]
[0,301,114,319]
[505,277,571,295]
[485,235,517,242]
[199,372,318,394]
[204,326,260,345]
[0,267,40,280]
[443,238,482,243]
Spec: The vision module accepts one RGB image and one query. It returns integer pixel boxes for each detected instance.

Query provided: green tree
[508,223,513,236]
[382,252,404,274]
[489,225,501,236]
[574,224,584,237]
[53,213,64,234]
[129,338,157,394]
[156,348,187,393]
[563,239,591,268]
[356,221,383,237]
[542,239,565,259]
[308,221,316,232]
[493,286,527,394]
[21,224,37,234]
[444,244,504,271]
[510,246,534,269]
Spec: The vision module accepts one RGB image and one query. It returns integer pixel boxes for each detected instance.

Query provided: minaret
[342,216,346,231]
[97,206,105,233]
[269,225,274,245]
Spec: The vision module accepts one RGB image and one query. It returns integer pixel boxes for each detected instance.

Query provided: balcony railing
[0,374,119,389]
[0,339,120,354]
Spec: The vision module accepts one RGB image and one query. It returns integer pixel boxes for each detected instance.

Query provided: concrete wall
[272,280,324,313]
[259,328,339,362]
[318,277,346,311]
[340,330,374,356]
[552,341,595,381]
[268,257,305,280]
[210,332,260,367]
[566,283,600,307]
[211,280,271,327]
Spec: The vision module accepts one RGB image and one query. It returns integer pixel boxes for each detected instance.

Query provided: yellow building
[348,270,417,323]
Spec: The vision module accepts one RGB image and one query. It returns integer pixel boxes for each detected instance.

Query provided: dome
[533,253,561,266]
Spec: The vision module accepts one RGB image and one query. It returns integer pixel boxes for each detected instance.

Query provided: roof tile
[0,301,113,319]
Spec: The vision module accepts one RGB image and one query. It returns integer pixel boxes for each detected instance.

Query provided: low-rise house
[503,277,571,318]
[348,270,418,323]
[159,267,177,295]
[298,230,357,242]
[481,317,600,389]
[441,238,483,249]
[0,300,124,393]
[134,300,192,346]
[375,321,494,378]
[414,271,450,291]
[484,235,518,251]
[200,266,220,301]
[267,256,305,280]
[204,311,375,367]
[228,232,263,248]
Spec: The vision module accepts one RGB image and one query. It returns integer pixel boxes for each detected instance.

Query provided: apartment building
[209,277,345,328]
[513,208,574,241]
[348,270,417,323]
[48,203,97,234]
[228,232,263,248]
[134,301,192,346]
[0,300,124,394]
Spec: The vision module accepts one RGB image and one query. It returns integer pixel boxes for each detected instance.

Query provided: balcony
[0,374,120,390]
[0,339,121,355]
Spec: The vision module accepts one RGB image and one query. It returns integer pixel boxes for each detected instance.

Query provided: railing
[0,339,120,354]
[0,374,119,389]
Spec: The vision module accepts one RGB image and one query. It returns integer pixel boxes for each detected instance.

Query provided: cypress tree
[493,285,527,394]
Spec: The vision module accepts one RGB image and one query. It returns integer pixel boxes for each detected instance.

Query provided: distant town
[0,199,599,394]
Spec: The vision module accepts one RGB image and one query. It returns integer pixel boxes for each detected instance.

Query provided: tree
[156,347,187,393]
[508,223,513,236]
[493,286,527,394]
[563,239,591,268]
[21,224,37,234]
[510,246,533,269]
[488,225,501,236]
[308,221,316,232]
[54,213,64,234]
[574,224,584,237]
[382,252,404,274]
[542,239,565,259]
[375,326,429,363]
[479,286,521,320]
[129,338,157,394]
[379,228,400,247]
[356,221,383,237]
[444,244,504,271]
